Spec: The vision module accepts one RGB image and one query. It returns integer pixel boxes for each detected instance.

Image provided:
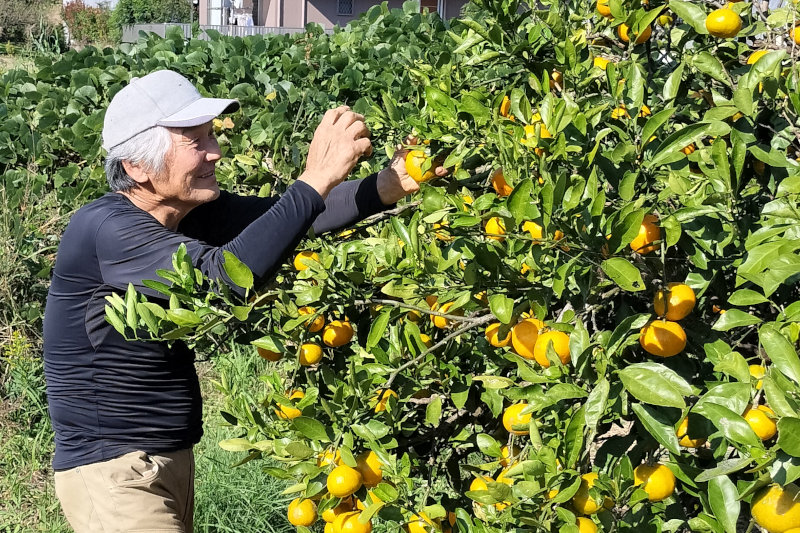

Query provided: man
[43,69,445,532]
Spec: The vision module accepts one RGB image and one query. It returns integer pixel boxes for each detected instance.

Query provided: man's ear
[122,160,151,186]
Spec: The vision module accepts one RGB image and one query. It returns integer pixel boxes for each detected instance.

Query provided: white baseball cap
[102,69,239,150]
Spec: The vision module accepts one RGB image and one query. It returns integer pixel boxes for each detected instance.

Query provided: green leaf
[777,418,800,457]
[692,52,729,85]
[641,109,676,148]
[489,294,514,324]
[584,378,610,432]
[632,403,681,455]
[694,402,762,448]
[476,433,502,457]
[564,406,586,468]
[507,179,534,225]
[166,308,202,327]
[646,123,718,168]
[252,335,285,353]
[760,325,800,385]
[708,475,741,533]
[367,309,391,350]
[618,365,687,408]
[600,258,645,292]
[663,63,685,101]
[695,457,753,483]
[425,396,443,426]
[712,309,762,331]
[728,289,769,306]
[223,250,254,290]
[669,0,709,33]
[218,438,254,452]
[291,417,330,442]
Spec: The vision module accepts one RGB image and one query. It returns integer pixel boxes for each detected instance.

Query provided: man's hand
[376,137,448,205]
[299,106,372,199]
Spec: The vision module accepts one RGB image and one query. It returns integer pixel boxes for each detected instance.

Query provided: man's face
[152,122,222,210]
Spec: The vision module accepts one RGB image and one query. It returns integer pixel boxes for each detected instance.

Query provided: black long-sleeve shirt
[43,175,388,471]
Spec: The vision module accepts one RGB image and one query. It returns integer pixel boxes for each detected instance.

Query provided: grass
[0,342,296,532]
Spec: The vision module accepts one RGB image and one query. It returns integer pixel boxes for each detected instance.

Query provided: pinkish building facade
[200,0,467,28]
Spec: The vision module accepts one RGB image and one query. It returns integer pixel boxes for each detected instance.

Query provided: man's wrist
[376,168,405,205]
[298,171,332,199]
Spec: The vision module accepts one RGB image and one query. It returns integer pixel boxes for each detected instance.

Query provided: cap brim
[156,98,239,128]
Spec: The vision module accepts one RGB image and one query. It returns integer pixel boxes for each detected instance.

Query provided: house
[199,0,468,28]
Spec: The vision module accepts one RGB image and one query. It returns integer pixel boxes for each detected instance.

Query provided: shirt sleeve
[96,181,326,297]
[180,173,393,244]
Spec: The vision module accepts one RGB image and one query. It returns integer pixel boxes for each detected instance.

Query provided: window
[420,0,438,12]
[338,0,353,15]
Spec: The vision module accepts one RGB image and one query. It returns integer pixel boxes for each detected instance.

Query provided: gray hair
[104,126,173,192]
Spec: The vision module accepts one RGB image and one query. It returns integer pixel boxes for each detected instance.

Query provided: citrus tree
[9,0,799,531]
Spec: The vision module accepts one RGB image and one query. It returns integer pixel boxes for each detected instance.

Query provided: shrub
[63,0,112,46]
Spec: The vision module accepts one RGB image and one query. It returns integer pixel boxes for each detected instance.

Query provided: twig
[354,298,489,325]
[383,313,495,390]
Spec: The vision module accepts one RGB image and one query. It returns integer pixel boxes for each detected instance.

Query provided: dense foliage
[3,0,800,531]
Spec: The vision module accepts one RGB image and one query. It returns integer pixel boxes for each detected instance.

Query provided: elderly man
[43,69,444,532]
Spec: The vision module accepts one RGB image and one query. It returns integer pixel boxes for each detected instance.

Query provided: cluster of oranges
[639,282,695,358]
[483,314,571,368]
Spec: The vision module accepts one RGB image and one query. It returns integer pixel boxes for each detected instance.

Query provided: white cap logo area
[102,69,239,151]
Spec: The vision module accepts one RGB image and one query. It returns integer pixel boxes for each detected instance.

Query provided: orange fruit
[327,465,363,499]
[743,404,777,441]
[523,221,543,243]
[499,95,512,117]
[299,343,324,365]
[617,23,652,44]
[419,333,433,348]
[511,318,545,360]
[550,70,563,90]
[432,301,459,329]
[373,389,398,413]
[577,517,598,533]
[334,511,373,533]
[633,463,676,502]
[594,57,611,70]
[503,403,532,435]
[792,26,800,46]
[705,8,742,38]
[491,168,514,197]
[323,320,354,347]
[288,497,317,526]
[406,512,439,533]
[750,364,766,390]
[485,322,511,347]
[639,320,687,357]
[751,484,800,533]
[597,0,612,17]
[676,417,706,448]
[275,389,305,420]
[657,14,673,26]
[299,306,325,332]
[630,214,660,254]
[257,347,282,361]
[294,251,319,271]
[572,473,613,515]
[748,50,769,65]
[470,475,492,492]
[405,150,436,183]
[356,451,384,487]
[500,444,521,467]
[318,448,342,467]
[682,143,696,155]
[532,330,571,367]
[654,283,696,320]
[322,497,354,522]
[485,216,506,241]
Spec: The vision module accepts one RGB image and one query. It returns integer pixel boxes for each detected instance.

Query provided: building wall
[202,0,469,28]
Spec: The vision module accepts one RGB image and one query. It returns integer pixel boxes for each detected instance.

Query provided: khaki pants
[54,448,194,533]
